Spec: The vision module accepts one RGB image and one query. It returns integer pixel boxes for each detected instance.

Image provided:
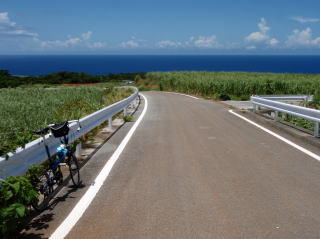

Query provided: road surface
[25,91,320,239]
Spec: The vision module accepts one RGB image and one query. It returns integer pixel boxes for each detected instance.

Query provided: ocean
[0,55,319,76]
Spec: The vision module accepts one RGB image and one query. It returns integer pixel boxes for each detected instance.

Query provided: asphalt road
[35,92,320,238]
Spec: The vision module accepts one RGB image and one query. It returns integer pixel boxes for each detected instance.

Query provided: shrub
[0,175,38,237]
[134,74,142,84]
[138,86,150,91]
[123,115,133,122]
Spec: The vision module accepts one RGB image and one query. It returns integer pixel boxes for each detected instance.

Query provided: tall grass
[146,72,320,102]
[0,87,132,156]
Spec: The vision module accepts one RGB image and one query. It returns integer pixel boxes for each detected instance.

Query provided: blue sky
[1,0,320,54]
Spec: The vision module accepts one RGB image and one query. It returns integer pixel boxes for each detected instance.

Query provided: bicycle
[32,120,81,211]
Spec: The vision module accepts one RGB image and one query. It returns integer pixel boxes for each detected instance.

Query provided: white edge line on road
[229,110,320,161]
[164,91,199,100]
[50,94,148,239]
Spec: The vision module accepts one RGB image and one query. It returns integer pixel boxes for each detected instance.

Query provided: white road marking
[165,91,199,100]
[229,110,320,161]
[50,94,148,239]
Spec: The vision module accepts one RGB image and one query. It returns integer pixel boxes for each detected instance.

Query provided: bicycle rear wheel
[68,153,81,187]
[32,171,54,211]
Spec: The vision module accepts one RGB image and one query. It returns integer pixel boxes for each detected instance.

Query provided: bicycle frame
[41,120,79,171]
[32,120,81,210]
[40,133,65,175]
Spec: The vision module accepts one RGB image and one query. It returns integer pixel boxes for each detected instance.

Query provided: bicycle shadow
[18,213,53,239]
[49,182,85,208]
[18,183,85,239]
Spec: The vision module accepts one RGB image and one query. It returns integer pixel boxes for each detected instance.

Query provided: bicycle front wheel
[32,171,53,211]
[68,153,81,187]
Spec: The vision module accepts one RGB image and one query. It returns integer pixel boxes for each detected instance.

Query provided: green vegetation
[279,113,315,132]
[0,87,133,156]
[123,115,133,122]
[138,85,151,91]
[0,70,144,88]
[141,71,320,105]
[0,165,44,238]
[138,71,320,132]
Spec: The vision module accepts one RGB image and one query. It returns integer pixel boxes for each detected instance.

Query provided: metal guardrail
[258,95,313,105]
[251,95,320,137]
[0,87,139,178]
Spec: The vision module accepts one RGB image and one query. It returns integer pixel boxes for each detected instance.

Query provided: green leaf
[3,190,13,201]
[12,182,20,193]
[15,204,26,218]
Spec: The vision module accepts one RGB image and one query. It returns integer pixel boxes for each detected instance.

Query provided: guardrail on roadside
[251,95,320,137]
[0,86,139,178]
[258,95,313,106]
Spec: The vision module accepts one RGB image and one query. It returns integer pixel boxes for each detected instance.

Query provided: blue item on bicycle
[57,144,68,160]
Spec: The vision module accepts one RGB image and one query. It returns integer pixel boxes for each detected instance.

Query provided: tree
[0,70,10,77]
[135,74,142,84]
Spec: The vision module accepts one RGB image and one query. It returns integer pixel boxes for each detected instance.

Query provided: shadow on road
[17,184,84,239]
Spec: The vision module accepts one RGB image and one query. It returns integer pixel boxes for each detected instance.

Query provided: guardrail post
[253,104,257,113]
[108,117,112,130]
[314,122,319,137]
[274,111,280,121]
[75,142,82,158]
[124,107,128,116]
[303,96,307,107]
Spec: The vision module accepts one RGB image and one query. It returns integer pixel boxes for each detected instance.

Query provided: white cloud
[156,40,182,48]
[41,38,80,48]
[120,40,139,48]
[246,45,257,50]
[269,38,279,46]
[90,42,106,48]
[194,35,219,48]
[40,31,96,48]
[246,31,268,42]
[0,12,9,22]
[286,28,320,48]
[291,16,320,23]
[156,35,221,49]
[0,12,15,26]
[157,20,277,51]
[81,31,92,41]
[258,18,270,33]
[119,37,147,48]
[0,12,38,38]
[246,18,270,42]
[0,12,108,52]
[245,18,279,47]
